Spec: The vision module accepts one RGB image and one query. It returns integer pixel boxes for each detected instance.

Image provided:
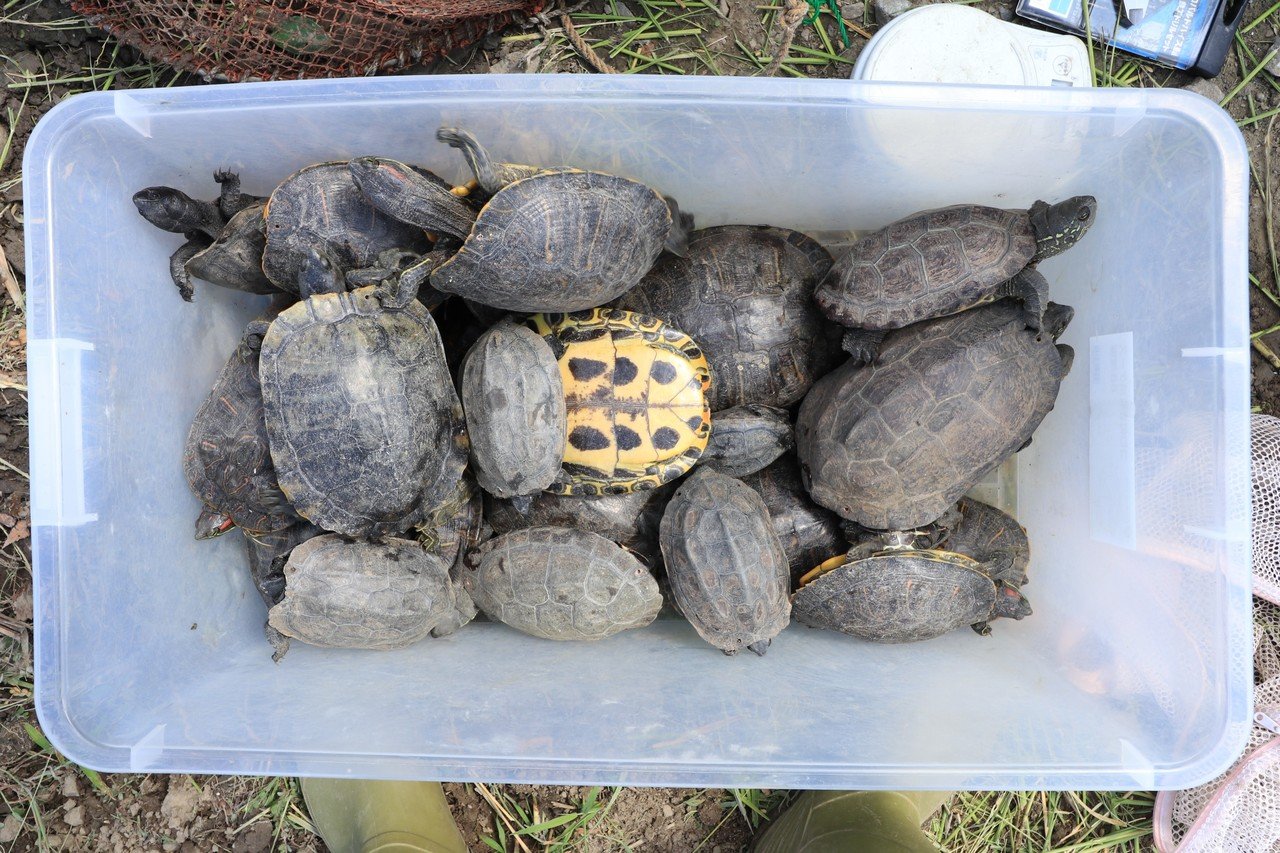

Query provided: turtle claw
[841,328,886,365]
[747,639,771,656]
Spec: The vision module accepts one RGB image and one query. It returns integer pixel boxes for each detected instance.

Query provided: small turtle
[259,252,469,538]
[261,161,433,293]
[184,314,299,540]
[659,469,791,656]
[267,535,476,657]
[791,547,1031,643]
[243,520,324,660]
[528,308,711,496]
[739,455,846,580]
[413,474,487,572]
[460,322,566,503]
[364,127,691,313]
[796,300,1075,530]
[133,170,268,300]
[938,498,1031,587]
[184,202,276,295]
[616,225,838,408]
[699,404,793,478]
[459,527,662,642]
[814,197,1096,362]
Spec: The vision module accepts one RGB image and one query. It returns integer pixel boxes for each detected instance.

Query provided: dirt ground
[0,0,1277,849]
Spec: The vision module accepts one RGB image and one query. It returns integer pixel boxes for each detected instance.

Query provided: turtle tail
[437,127,509,196]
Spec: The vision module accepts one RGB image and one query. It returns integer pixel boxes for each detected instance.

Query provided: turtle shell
[617,225,838,408]
[183,323,299,536]
[796,299,1073,530]
[814,205,1035,330]
[659,469,791,655]
[262,161,430,291]
[458,527,662,641]
[529,308,711,496]
[260,286,469,539]
[792,550,997,643]
[267,535,476,653]
[699,403,793,478]
[460,322,566,499]
[739,455,845,580]
[431,171,674,312]
[940,497,1031,586]
[185,202,276,294]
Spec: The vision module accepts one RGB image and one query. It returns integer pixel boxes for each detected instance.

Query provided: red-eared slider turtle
[184,202,276,295]
[389,127,692,313]
[267,534,476,657]
[262,161,434,293]
[184,314,299,540]
[740,455,846,580]
[413,474,487,572]
[133,170,269,301]
[458,527,662,641]
[938,498,1031,587]
[243,520,324,660]
[796,300,1075,530]
[699,404,793,478]
[616,225,838,408]
[792,547,1031,643]
[528,308,711,496]
[259,265,469,538]
[814,197,1096,362]
[659,469,791,656]
[460,322,566,503]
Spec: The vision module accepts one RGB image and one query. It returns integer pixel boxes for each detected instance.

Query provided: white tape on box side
[28,338,97,528]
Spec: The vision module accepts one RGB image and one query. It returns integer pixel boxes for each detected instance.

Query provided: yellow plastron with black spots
[528,308,712,496]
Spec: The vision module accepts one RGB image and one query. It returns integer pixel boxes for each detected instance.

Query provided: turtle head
[195,507,235,540]
[133,186,209,234]
[1028,196,1096,261]
[1040,301,1075,341]
[992,581,1032,620]
[663,195,694,257]
[349,157,475,240]
[293,243,345,299]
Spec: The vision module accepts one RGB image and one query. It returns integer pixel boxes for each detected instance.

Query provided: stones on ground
[161,779,202,829]
[63,804,84,827]
[61,774,79,798]
[1183,77,1225,102]
[1266,38,1280,78]
[872,0,912,26]
[842,1,865,19]
[0,815,22,844]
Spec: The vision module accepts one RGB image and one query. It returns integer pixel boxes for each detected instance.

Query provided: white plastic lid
[852,5,1092,87]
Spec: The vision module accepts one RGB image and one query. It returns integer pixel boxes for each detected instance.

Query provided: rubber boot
[751,790,953,853]
[300,778,468,853]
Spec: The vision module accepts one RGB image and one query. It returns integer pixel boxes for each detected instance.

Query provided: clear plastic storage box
[26,75,1252,789]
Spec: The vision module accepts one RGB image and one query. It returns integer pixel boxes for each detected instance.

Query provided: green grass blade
[517,812,583,834]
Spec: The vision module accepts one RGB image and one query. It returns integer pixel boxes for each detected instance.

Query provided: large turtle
[792,547,1031,643]
[184,313,299,540]
[259,253,469,539]
[699,404,794,478]
[796,299,1075,531]
[659,469,791,656]
[529,308,711,496]
[268,535,476,657]
[739,455,846,580]
[616,225,838,408]
[351,128,692,313]
[458,527,662,642]
[460,321,566,504]
[814,197,1096,363]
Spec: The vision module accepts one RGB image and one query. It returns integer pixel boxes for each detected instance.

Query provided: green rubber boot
[751,790,953,853]
[299,778,468,853]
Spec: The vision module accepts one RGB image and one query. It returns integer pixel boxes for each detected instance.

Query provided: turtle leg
[663,195,694,257]
[170,238,207,302]
[235,319,272,360]
[970,621,993,636]
[1000,267,1050,331]
[214,169,252,216]
[747,639,771,657]
[980,551,1020,585]
[841,328,887,364]
[376,249,452,310]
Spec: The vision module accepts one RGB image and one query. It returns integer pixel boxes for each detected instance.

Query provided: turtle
[937,497,1031,587]
[699,404,794,478]
[739,455,846,580]
[261,161,434,293]
[184,202,276,295]
[615,225,839,408]
[358,127,692,313]
[259,253,469,539]
[458,527,663,642]
[184,313,299,540]
[813,196,1096,363]
[659,469,791,656]
[527,308,711,496]
[267,534,476,658]
[133,170,269,301]
[796,299,1075,531]
[413,474,487,573]
[460,321,566,504]
[791,547,1032,643]
[243,520,324,660]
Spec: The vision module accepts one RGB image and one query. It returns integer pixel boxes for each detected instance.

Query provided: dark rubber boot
[751,790,952,853]
[300,778,468,853]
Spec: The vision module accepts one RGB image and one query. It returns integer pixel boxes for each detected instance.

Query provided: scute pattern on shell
[941,497,1031,586]
[460,527,662,641]
[814,205,1035,330]
[432,171,673,312]
[659,469,791,654]
[796,300,1070,530]
[268,535,475,650]
[617,225,837,409]
[792,551,994,643]
[700,403,794,478]
[260,286,469,539]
